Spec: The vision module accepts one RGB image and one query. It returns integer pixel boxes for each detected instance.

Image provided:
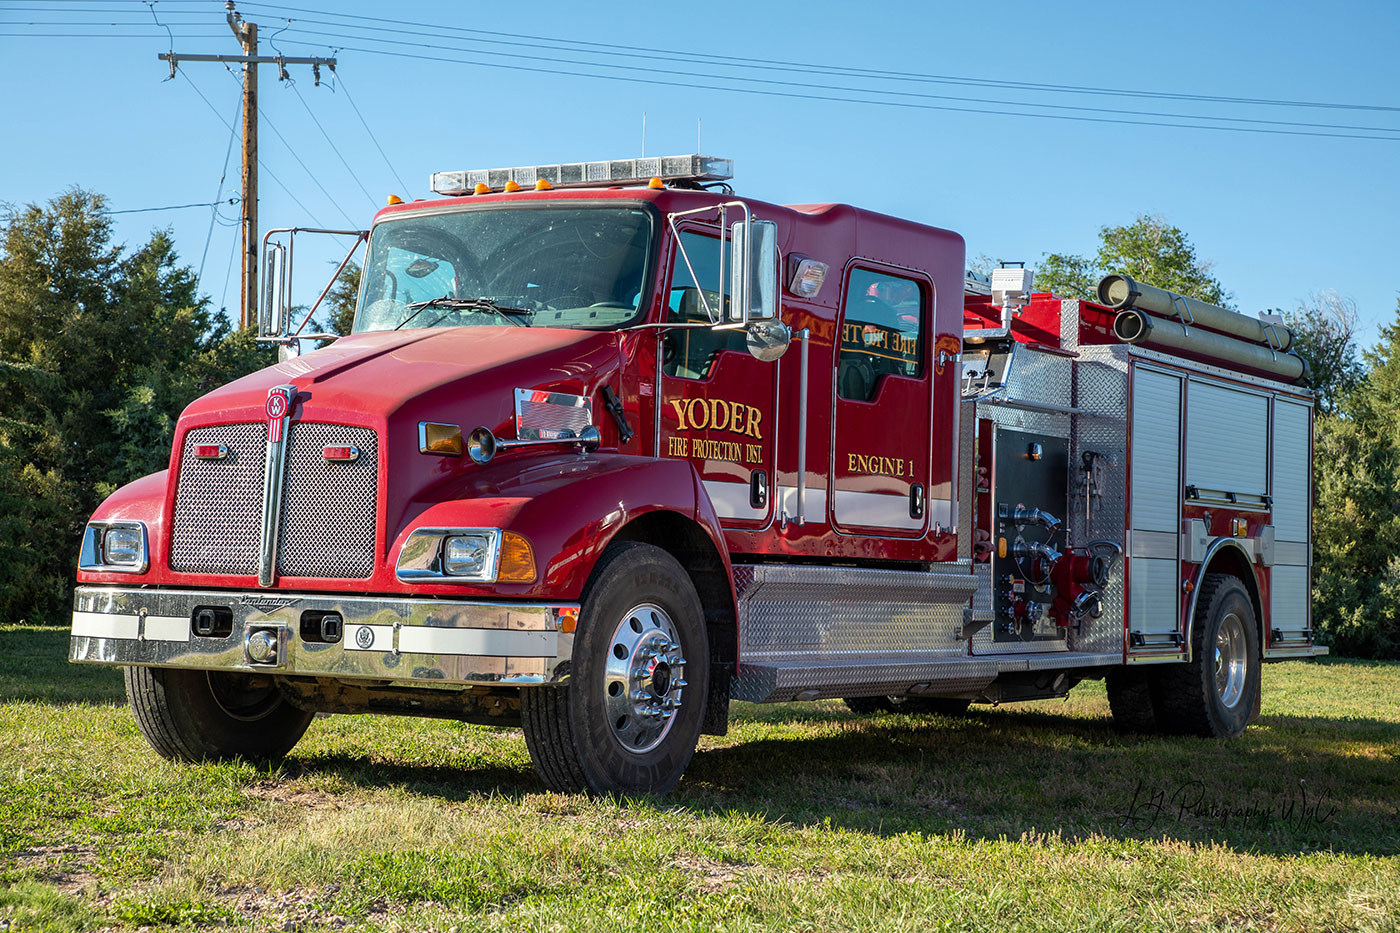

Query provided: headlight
[396,527,535,584]
[443,534,494,577]
[102,526,145,565]
[79,521,149,574]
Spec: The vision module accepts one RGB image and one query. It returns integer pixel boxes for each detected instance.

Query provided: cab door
[658,226,777,527]
[829,263,934,537]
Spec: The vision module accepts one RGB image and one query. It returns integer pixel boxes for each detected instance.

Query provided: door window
[665,230,746,379]
[837,268,925,401]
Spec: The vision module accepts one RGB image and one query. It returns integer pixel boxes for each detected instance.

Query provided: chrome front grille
[169,422,378,579]
[170,424,265,574]
[277,423,378,578]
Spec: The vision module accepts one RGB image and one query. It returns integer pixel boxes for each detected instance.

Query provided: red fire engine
[70,156,1321,795]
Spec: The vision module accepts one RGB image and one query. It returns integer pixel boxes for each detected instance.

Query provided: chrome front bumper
[70,586,577,686]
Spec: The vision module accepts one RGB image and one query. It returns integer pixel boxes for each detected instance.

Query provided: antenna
[697,117,702,152]
[641,111,646,157]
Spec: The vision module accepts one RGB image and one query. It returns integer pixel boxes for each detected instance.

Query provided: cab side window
[665,230,746,379]
[837,268,926,402]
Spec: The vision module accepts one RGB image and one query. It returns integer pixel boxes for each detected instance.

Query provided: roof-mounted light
[429,154,733,197]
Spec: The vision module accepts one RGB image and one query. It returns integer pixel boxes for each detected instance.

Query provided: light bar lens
[430,154,733,196]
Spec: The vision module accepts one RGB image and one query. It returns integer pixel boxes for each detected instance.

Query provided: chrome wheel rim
[1214,612,1247,709]
[603,603,687,754]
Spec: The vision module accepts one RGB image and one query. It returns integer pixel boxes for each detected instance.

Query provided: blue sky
[2,0,1397,346]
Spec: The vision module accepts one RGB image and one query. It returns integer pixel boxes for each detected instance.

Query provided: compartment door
[1129,366,1183,637]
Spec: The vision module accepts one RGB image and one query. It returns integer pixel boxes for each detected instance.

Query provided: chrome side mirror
[746,319,791,362]
[729,219,778,322]
[261,241,288,337]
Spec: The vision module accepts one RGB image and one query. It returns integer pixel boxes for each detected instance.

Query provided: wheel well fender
[604,511,738,671]
[1184,538,1263,662]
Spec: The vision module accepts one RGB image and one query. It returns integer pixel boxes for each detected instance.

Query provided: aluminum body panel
[1270,564,1310,635]
[1130,368,1183,533]
[69,586,575,685]
[1272,400,1312,543]
[1184,380,1270,497]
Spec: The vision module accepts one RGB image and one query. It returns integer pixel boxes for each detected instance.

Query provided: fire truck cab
[70,156,1321,796]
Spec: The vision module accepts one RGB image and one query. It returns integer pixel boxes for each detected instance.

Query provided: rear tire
[1105,670,1157,733]
[124,666,313,762]
[1150,574,1260,737]
[843,695,972,716]
[521,542,708,796]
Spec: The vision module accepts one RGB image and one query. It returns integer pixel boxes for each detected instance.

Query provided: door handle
[750,470,769,509]
[910,483,925,519]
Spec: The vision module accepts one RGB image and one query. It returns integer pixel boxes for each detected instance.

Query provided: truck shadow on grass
[676,701,1400,857]
[8,625,1396,857]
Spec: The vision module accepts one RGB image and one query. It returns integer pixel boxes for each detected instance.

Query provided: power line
[333,68,411,196]
[264,23,1400,139]
[260,36,1400,143]
[213,65,357,226]
[237,1,1400,116]
[176,67,328,226]
[198,90,242,293]
[104,198,239,214]
[287,79,377,208]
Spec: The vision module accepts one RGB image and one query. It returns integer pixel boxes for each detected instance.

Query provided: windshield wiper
[394,296,533,330]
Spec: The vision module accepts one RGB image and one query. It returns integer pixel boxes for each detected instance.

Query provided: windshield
[355,205,654,332]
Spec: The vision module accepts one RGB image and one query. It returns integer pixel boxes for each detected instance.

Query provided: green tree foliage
[325,261,360,336]
[0,188,273,623]
[1283,291,1363,416]
[1035,214,1230,307]
[1311,297,1400,659]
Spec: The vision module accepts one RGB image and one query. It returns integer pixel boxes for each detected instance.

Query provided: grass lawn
[1,623,1397,932]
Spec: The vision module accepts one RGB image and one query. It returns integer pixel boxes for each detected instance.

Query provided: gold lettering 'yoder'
[668,398,764,440]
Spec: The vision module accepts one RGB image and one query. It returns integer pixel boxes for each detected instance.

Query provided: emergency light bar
[430,154,734,197]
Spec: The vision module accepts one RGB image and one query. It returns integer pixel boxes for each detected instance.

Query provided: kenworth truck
[70,155,1322,795]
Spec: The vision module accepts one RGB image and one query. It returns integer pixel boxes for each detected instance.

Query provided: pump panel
[991,428,1068,645]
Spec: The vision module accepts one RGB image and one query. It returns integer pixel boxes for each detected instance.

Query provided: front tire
[124,666,314,762]
[521,542,709,796]
[1150,574,1260,737]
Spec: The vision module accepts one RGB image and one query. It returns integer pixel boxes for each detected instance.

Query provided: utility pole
[159,2,335,330]
[232,12,257,331]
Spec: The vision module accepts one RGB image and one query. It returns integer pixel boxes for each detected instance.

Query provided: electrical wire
[176,67,329,226]
[331,68,411,195]
[103,198,238,214]
[288,79,377,208]
[262,23,1400,138]
[198,90,242,292]
[235,1,1400,116]
[265,37,1400,143]
[216,65,358,227]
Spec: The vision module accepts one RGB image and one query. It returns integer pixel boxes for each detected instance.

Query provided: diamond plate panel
[169,423,265,574]
[733,657,998,703]
[277,423,378,579]
[736,563,976,656]
[958,400,976,561]
[1069,345,1130,654]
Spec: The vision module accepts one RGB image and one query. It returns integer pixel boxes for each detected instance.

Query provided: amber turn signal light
[497,532,537,584]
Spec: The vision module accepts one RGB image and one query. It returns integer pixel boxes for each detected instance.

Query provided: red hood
[181,327,624,425]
